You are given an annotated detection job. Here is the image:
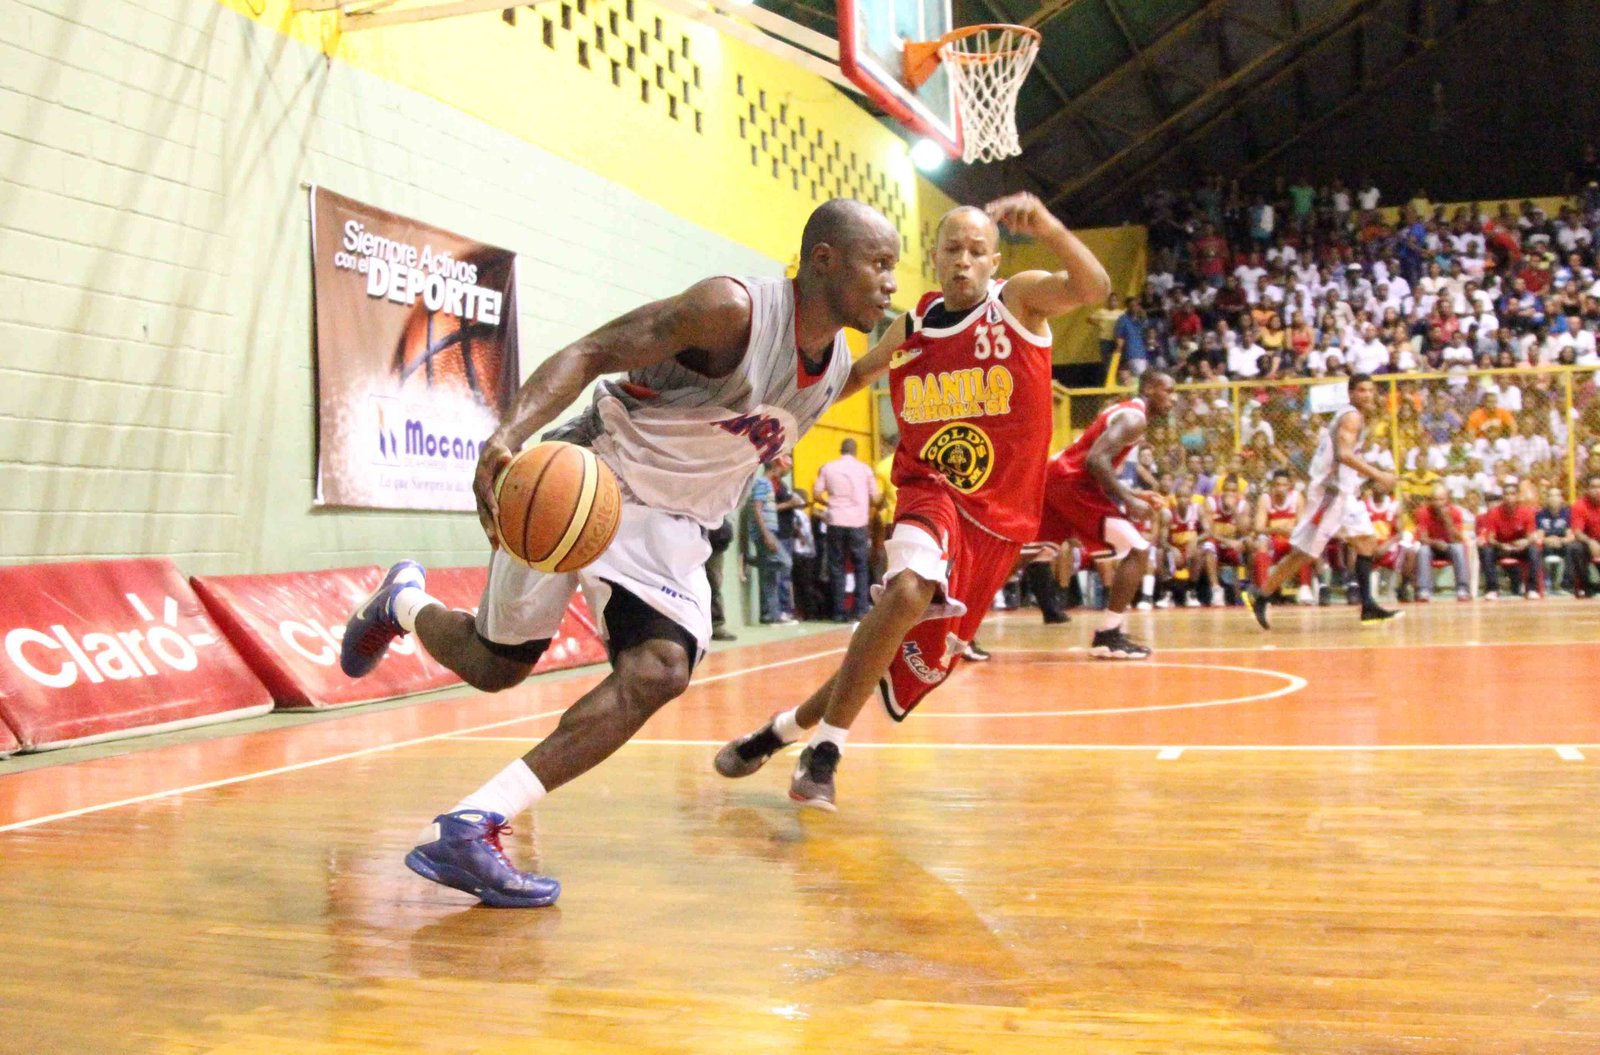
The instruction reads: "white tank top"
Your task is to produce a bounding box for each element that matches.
[548,276,852,528]
[1307,404,1366,499]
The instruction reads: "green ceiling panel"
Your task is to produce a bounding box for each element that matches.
[1112,0,1207,47]
[1050,0,1131,94]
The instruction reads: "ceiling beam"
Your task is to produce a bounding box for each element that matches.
[1212,12,1260,162]
[1281,0,1311,124]
[1234,0,1497,181]
[1021,0,1226,150]
[971,0,1081,120]
[1227,9,1289,42]
[1022,0,1090,33]
[1073,9,1374,212]
[1046,0,1378,209]
[1102,0,1174,122]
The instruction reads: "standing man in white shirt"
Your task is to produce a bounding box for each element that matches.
[813,437,882,622]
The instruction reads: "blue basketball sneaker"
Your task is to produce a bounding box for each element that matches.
[404,810,561,908]
[339,560,425,678]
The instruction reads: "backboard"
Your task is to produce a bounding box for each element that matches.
[838,0,961,159]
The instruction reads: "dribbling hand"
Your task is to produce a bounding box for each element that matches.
[474,436,515,550]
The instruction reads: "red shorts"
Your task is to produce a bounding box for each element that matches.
[1375,547,1401,571]
[1216,541,1245,565]
[880,482,1021,721]
[1037,469,1124,554]
[1264,534,1294,561]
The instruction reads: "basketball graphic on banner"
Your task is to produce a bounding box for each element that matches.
[309,186,521,512]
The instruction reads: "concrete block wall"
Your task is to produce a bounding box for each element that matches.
[0,0,777,574]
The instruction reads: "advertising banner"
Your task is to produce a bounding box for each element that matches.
[311,186,520,510]
[0,560,273,750]
[192,566,608,711]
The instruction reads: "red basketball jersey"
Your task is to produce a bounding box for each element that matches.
[889,282,1054,542]
[1049,397,1147,483]
[1212,491,1246,539]
[1364,494,1398,541]
[1262,494,1298,537]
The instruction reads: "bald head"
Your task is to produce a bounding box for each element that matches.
[934,205,999,251]
[930,205,1002,307]
[800,199,895,261]
[796,199,900,333]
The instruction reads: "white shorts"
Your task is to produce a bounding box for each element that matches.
[871,521,968,622]
[1290,490,1374,557]
[475,501,712,663]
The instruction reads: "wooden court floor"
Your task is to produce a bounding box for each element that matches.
[3,601,1599,1054]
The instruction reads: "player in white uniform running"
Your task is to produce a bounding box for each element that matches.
[337,199,901,907]
[1245,372,1401,628]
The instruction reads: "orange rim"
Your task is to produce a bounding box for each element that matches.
[905,23,1039,89]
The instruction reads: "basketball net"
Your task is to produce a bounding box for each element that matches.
[940,25,1040,164]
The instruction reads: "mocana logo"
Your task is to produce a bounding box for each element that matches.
[4,594,219,690]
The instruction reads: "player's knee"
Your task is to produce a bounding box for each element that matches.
[617,640,692,713]
[461,655,533,694]
[882,570,937,611]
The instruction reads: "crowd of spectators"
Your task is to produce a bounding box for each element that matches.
[1095,161,1600,385]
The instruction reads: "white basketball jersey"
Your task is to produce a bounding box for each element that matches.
[1307,404,1366,499]
[548,276,851,528]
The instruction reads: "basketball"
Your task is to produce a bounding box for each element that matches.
[494,441,622,572]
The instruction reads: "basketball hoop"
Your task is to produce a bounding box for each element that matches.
[904,24,1040,164]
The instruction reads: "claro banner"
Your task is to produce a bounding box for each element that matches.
[192,566,609,710]
[0,560,274,751]
[310,186,520,511]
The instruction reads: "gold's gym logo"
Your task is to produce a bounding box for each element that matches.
[920,423,994,493]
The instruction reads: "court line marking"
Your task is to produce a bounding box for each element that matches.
[917,662,1306,717]
[0,645,848,835]
[1556,746,1585,761]
[451,737,1600,753]
[990,639,1600,656]
[1156,747,1184,760]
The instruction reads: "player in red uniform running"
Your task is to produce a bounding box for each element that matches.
[1036,369,1178,657]
[712,192,1110,809]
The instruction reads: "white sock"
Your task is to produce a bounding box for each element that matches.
[392,587,441,634]
[1142,574,1155,597]
[809,721,850,751]
[1100,610,1126,632]
[772,707,804,743]
[453,759,546,820]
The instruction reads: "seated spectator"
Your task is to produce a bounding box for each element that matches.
[1216,275,1249,325]
[1228,334,1265,378]
[1420,389,1464,444]
[1570,473,1600,598]
[1347,323,1389,374]
[1478,482,1543,599]
[1467,390,1518,437]
[1535,486,1574,594]
[1413,484,1471,601]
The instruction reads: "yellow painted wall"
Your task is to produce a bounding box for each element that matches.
[212,1,1123,494]
[790,330,874,495]
[216,0,938,310]
[1001,225,1148,367]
